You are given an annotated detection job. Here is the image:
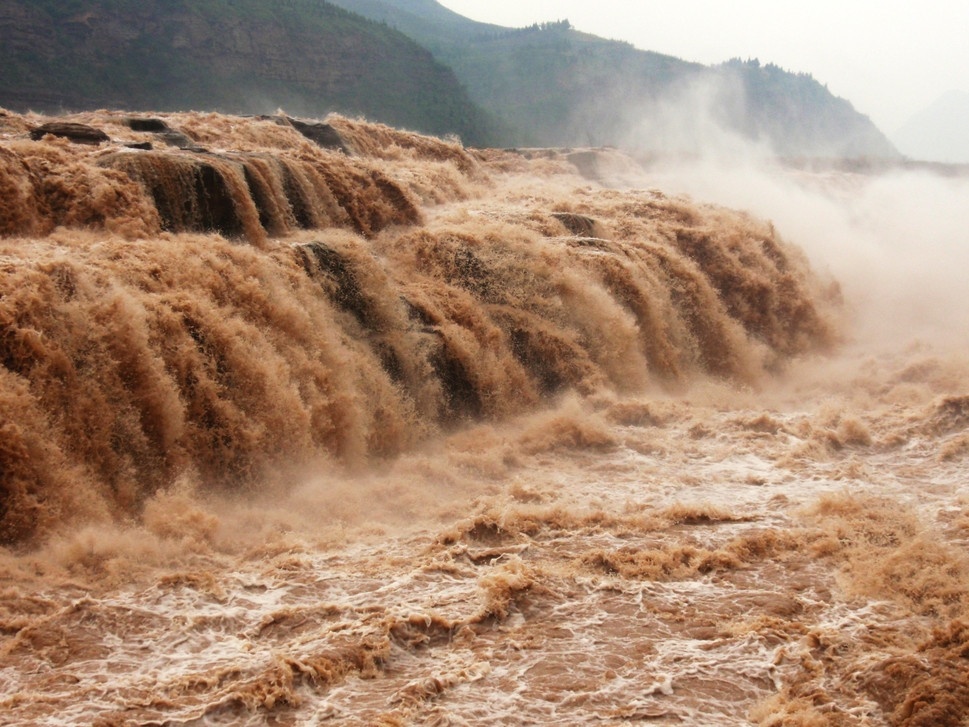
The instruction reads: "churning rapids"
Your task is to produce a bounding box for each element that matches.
[1,109,968,726]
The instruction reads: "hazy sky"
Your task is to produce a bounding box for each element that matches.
[437,1,969,134]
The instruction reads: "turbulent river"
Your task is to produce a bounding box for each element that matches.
[1,109,968,726]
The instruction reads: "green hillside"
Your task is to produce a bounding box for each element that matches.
[715,59,898,157]
[441,24,707,148]
[0,0,900,156]
[330,0,899,157]
[0,0,499,145]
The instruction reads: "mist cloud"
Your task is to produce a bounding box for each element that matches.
[606,90,969,350]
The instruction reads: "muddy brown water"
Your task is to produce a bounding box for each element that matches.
[1,110,967,726]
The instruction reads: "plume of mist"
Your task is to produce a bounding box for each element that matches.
[620,72,774,165]
[609,81,969,351]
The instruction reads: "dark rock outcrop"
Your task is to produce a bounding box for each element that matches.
[284,116,350,154]
[552,212,600,238]
[125,117,170,133]
[124,117,201,150]
[29,122,109,145]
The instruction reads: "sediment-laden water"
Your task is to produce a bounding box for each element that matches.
[1,109,967,726]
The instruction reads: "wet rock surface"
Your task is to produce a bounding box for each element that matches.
[29,122,110,145]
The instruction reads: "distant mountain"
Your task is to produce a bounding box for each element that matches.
[893,90,969,163]
[712,59,898,158]
[0,0,499,145]
[330,0,899,158]
[0,0,899,157]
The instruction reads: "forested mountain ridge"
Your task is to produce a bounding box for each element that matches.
[0,0,898,156]
[330,0,899,157]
